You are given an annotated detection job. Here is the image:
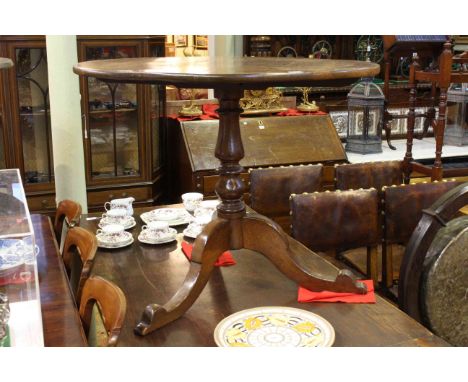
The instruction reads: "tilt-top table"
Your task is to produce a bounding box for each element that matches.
[74,57,380,336]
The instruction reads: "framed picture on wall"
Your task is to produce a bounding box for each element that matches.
[194,35,208,50]
[175,35,188,47]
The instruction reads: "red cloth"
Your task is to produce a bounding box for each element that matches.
[0,264,34,287]
[277,108,327,116]
[169,104,327,122]
[168,113,217,122]
[181,242,236,267]
[298,279,375,304]
[202,103,220,118]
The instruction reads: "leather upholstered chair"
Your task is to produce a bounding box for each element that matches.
[335,160,403,192]
[334,160,403,282]
[290,188,381,284]
[249,164,323,234]
[79,276,127,347]
[382,180,461,289]
[54,199,82,252]
[62,226,98,304]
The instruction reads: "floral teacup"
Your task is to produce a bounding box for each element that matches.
[96,224,126,242]
[181,192,204,212]
[101,208,128,225]
[141,221,175,241]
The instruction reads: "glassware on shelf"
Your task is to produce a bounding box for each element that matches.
[86,46,141,179]
[0,169,43,347]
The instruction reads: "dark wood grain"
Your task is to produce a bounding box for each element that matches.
[73,57,380,88]
[32,214,87,347]
[78,205,448,347]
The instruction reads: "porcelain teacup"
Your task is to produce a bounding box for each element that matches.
[101,208,128,224]
[96,224,126,242]
[104,197,135,216]
[194,199,220,218]
[141,221,173,240]
[181,192,204,212]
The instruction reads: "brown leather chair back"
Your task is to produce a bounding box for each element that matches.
[54,199,82,245]
[335,161,403,191]
[249,164,323,231]
[79,276,127,347]
[291,188,380,252]
[62,226,98,304]
[383,180,461,245]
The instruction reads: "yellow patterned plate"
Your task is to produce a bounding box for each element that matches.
[214,306,335,347]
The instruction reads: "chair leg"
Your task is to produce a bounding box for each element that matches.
[382,243,394,289]
[366,246,379,286]
[403,55,419,184]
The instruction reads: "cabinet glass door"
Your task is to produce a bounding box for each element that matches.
[86,46,140,179]
[15,48,53,184]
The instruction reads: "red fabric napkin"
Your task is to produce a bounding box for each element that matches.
[202,103,220,119]
[181,242,236,267]
[277,108,327,116]
[298,279,375,303]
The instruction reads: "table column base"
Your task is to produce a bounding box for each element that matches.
[134,212,366,336]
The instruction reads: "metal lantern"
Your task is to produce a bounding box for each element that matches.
[346,80,385,154]
[444,82,468,146]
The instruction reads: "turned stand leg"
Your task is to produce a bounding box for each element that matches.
[135,86,366,336]
[383,54,396,150]
[403,55,419,184]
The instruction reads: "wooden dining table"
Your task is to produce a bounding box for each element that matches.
[78,205,448,347]
[32,214,87,346]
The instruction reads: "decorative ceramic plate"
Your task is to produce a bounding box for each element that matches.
[138,228,177,245]
[96,231,134,249]
[140,209,193,226]
[214,306,335,347]
[99,216,136,230]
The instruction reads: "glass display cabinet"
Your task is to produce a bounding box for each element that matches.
[77,36,166,211]
[0,36,55,214]
[0,169,43,347]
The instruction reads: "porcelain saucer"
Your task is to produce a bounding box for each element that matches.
[182,227,199,239]
[138,228,177,245]
[140,209,193,226]
[96,231,134,249]
[99,216,136,230]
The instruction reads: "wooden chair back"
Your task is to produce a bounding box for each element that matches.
[79,276,127,347]
[335,160,403,192]
[249,164,323,233]
[290,188,380,283]
[62,226,97,304]
[54,199,82,247]
[381,180,461,287]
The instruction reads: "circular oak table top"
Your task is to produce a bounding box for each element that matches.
[73,56,380,88]
[0,57,13,70]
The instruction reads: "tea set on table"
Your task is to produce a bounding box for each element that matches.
[95,194,220,249]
